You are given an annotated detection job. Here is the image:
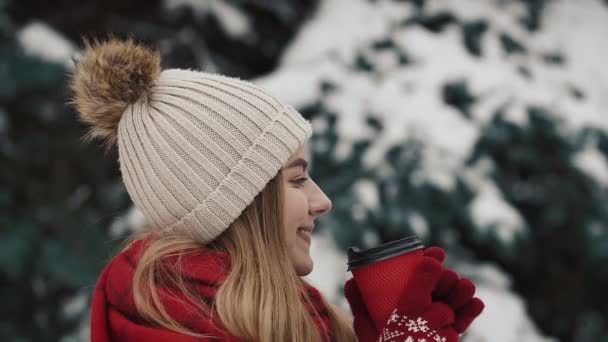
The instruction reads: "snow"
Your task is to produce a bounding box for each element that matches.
[255,59,339,107]
[60,311,90,342]
[62,289,88,319]
[362,230,380,248]
[251,0,608,340]
[462,158,529,247]
[407,211,429,240]
[279,0,393,66]
[259,4,483,189]
[459,263,557,342]
[109,207,146,238]
[573,143,608,187]
[412,147,462,191]
[433,0,608,132]
[537,0,608,129]
[164,0,251,38]
[425,0,527,24]
[306,230,350,306]
[469,182,527,246]
[17,21,78,68]
[353,179,380,211]
[209,1,250,38]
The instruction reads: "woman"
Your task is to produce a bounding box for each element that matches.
[71,39,483,342]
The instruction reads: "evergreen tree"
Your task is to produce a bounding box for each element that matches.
[269,1,608,341]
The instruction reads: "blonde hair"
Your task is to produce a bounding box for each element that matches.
[125,170,356,341]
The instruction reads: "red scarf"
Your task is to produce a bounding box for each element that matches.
[90,239,334,341]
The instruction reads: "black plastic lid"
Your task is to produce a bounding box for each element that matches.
[347,236,423,271]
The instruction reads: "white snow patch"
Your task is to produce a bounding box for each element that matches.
[353,179,380,210]
[62,289,88,319]
[280,0,393,66]
[306,229,349,305]
[407,211,429,240]
[467,285,557,342]
[109,207,146,238]
[573,144,608,187]
[460,263,557,342]
[469,183,526,245]
[535,0,608,130]
[18,21,78,68]
[255,59,341,107]
[164,0,250,38]
[60,311,90,342]
[362,230,380,247]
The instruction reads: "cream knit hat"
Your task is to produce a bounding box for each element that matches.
[70,39,312,243]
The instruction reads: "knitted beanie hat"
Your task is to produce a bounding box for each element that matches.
[70,39,312,243]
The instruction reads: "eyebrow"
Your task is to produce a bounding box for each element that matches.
[285,158,308,172]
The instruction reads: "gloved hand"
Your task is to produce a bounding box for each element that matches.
[424,247,485,333]
[375,255,458,342]
[344,277,379,341]
[345,247,485,342]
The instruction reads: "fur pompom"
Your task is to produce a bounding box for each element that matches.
[70,38,161,148]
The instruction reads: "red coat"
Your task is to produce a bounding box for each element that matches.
[90,239,334,341]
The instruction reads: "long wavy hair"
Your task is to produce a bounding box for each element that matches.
[124,170,356,341]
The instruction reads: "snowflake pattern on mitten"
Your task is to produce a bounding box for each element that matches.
[377,309,447,342]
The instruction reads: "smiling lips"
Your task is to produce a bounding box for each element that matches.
[297,226,313,244]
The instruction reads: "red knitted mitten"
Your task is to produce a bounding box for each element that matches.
[424,247,485,334]
[344,278,379,341]
[345,247,485,342]
[375,256,458,342]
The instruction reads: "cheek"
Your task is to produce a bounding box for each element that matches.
[283,188,309,229]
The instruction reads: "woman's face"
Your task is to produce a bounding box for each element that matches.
[281,144,332,276]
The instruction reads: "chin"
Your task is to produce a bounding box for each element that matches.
[294,259,314,277]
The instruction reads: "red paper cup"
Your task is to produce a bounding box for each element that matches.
[347,236,424,332]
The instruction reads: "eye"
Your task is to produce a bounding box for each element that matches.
[292,177,309,187]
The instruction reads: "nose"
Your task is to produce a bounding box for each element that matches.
[309,181,332,218]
